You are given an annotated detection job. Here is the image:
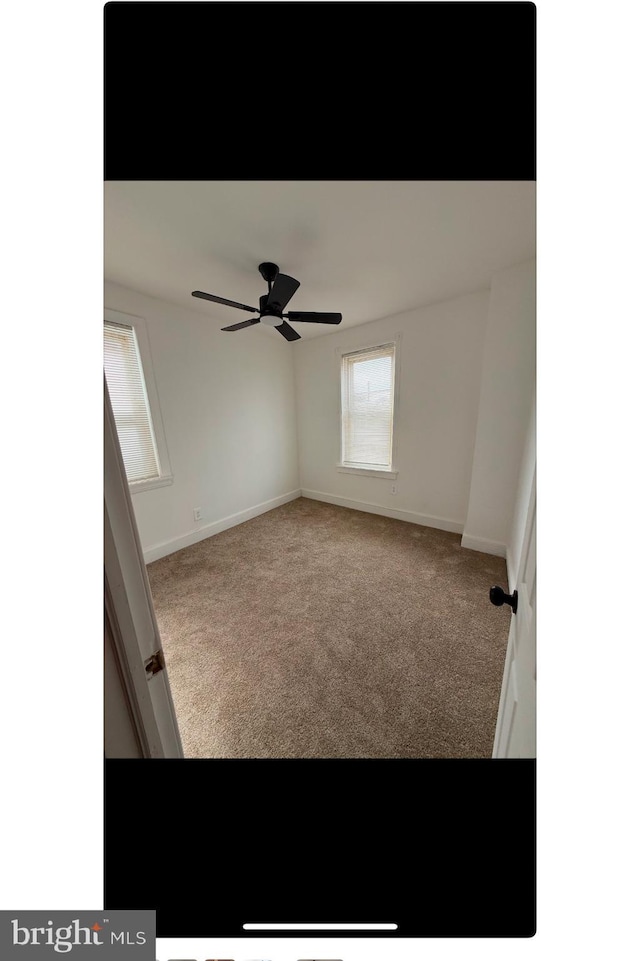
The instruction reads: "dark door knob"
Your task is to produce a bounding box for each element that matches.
[489,585,518,614]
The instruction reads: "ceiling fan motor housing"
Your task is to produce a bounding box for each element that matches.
[258,293,282,325]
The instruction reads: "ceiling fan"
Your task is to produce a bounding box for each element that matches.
[192,262,342,341]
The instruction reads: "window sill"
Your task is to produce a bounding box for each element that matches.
[128,474,174,494]
[336,465,398,479]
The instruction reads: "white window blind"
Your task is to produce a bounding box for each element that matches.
[341,343,396,469]
[104,321,161,483]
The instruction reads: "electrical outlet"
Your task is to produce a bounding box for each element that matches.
[193,507,202,521]
[391,483,398,495]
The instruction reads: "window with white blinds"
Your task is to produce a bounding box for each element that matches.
[104,321,161,483]
[341,343,396,469]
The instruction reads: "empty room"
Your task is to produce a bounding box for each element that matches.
[104,180,536,760]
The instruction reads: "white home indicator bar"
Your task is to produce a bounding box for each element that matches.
[243,923,398,930]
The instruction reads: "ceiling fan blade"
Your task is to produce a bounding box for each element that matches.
[221,318,261,332]
[192,291,259,313]
[284,311,343,324]
[266,273,300,312]
[275,320,301,342]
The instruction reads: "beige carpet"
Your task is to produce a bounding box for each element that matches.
[146,497,510,758]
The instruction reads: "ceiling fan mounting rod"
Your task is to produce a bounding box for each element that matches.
[258,262,279,290]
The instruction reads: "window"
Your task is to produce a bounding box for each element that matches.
[340,342,397,476]
[104,309,172,492]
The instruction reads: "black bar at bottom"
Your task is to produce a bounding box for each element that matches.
[105,758,535,938]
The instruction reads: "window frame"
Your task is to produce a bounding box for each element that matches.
[104,307,173,493]
[336,334,401,478]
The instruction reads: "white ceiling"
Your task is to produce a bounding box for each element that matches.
[104,181,535,340]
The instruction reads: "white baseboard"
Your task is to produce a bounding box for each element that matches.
[461,533,507,558]
[143,489,302,563]
[143,488,507,563]
[300,488,464,534]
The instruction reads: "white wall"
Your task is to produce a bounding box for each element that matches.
[462,259,536,555]
[293,291,490,530]
[104,282,300,560]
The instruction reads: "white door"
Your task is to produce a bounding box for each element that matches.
[104,379,184,758]
[493,460,536,758]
